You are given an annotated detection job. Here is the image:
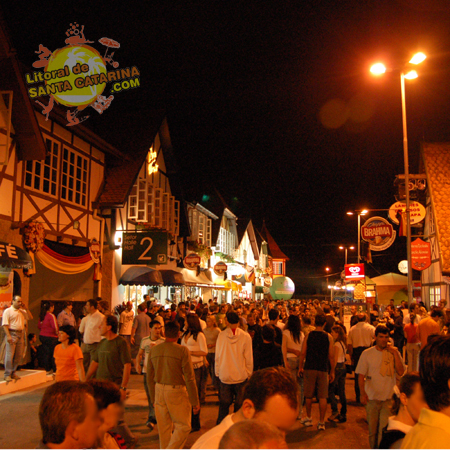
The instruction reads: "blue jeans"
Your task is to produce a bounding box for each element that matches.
[206,353,219,390]
[217,379,247,424]
[329,363,347,416]
[4,330,25,376]
[40,335,58,372]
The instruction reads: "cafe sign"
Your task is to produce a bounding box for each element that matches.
[184,253,201,270]
[388,201,426,225]
[361,216,396,251]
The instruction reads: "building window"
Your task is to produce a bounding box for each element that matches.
[429,286,441,307]
[217,228,235,256]
[61,147,88,206]
[25,137,59,197]
[273,261,283,275]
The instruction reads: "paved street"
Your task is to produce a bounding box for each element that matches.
[0,372,370,449]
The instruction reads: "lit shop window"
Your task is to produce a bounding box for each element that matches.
[25,137,59,197]
[61,147,88,206]
[188,209,211,246]
[217,228,235,256]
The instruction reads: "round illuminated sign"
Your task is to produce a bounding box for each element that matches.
[269,276,295,300]
[183,253,201,270]
[398,260,408,274]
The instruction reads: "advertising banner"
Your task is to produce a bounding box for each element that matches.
[122,232,168,265]
[411,238,431,271]
[345,263,365,280]
[361,216,396,251]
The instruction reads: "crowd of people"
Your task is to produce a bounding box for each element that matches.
[2,294,450,449]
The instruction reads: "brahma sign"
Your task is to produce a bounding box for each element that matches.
[361,216,396,251]
[345,264,365,280]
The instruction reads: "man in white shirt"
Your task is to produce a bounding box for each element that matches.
[192,367,298,449]
[79,299,105,373]
[119,301,134,348]
[136,320,165,430]
[348,313,375,404]
[215,312,253,424]
[356,325,405,449]
[2,296,25,381]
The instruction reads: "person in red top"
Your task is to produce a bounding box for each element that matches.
[418,309,442,348]
[54,325,85,381]
[38,301,59,375]
[404,313,420,372]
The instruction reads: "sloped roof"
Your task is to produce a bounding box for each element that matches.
[236,218,259,260]
[260,222,289,261]
[0,12,46,161]
[422,142,450,274]
[372,272,407,287]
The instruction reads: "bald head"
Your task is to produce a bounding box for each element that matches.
[219,419,287,449]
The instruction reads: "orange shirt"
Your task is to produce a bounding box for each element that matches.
[54,343,83,381]
[418,317,440,347]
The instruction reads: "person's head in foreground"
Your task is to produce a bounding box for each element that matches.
[239,366,299,434]
[420,334,450,412]
[219,419,287,449]
[391,372,427,424]
[88,379,125,448]
[39,381,100,449]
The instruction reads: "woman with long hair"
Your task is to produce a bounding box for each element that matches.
[328,325,348,423]
[282,314,304,417]
[203,315,221,392]
[38,301,59,375]
[54,325,85,382]
[379,373,427,449]
[181,314,208,431]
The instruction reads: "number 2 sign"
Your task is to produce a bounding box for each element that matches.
[122,231,168,265]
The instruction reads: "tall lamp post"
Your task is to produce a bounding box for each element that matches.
[339,245,355,266]
[347,210,368,263]
[370,52,426,305]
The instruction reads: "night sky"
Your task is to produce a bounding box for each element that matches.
[3,1,450,293]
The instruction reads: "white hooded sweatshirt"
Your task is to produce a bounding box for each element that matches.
[215,327,253,384]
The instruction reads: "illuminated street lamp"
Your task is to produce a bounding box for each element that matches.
[370,52,426,305]
[339,245,355,266]
[347,209,368,263]
[325,266,330,290]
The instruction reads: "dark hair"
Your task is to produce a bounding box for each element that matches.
[98,300,110,313]
[63,301,73,309]
[138,303,147,312]
[88,379,121,411]
[150,320,161,329]
[302,316,311,325]
[165,321,180,338]
[391,372,421,415]
[182,314,202,341]
[170,303,176,311]
[106,315,118,334]
[323,305,331,314]
[86,299,98,310]
[431,309,444,318]
[242,366,298,412]
[314,314,326,327]
[268,309,279,321]
[420,335,450,411]
[39,301,54,322]
[286,314,301,344]
[375,324,390,336]
[226,312,239,325]
[59,325,77,345]
[409,303,417,312]
[39,381,94,445]
[261,325,276,342]
[28,332,36,341]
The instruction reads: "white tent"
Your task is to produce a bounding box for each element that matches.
[372,272,408,305]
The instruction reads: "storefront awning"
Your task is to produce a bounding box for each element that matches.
[119,266,163,286]
[177,268,213,287]
[159,270,185,286]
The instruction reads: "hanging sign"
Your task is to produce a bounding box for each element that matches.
[345,263,365,280]
[389,201,426,225]
[245,264,255,283]
[183,253,201,270]
[411,238,431,271]
[122,232,168,265]
[214,261,227,276]
[361,216,396,251]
